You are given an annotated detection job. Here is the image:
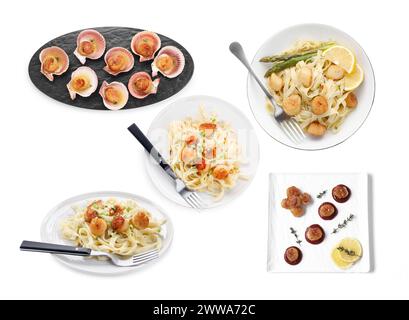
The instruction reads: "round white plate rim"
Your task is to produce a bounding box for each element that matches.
[145,94,260,208]
[247,23,376,151]
[40,190,174,275]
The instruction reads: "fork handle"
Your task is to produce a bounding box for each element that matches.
[20,240,91,256]
[229,42,274,100]
[128,123,177,180]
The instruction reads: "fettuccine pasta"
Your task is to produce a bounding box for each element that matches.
[168,107,245,200]
[61,198,164,256]
[264,41,363,136]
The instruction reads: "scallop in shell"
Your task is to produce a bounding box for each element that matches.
[99,81,129,110]
[103,47,134,76]
[66,66,98,100]
[151,46,185,78]
[74,29,106,64]
[39,46,69,81]
[128,72,160,99]
[131,31,161,62]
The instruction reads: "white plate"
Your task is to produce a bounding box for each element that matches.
[248,24,376,150]
[41,191,174,275]
[268,173,371,273]
[145,95,259,208]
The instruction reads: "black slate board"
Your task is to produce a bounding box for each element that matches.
[28,27,194,110]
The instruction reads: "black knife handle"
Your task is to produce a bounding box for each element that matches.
[128,123,176,179]
[20,240,91,256]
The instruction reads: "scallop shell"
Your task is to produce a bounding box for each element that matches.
[39,46,69,81]
[66,66,98,100]
[74,29,106,64]
[99,81,129,110]
[151,46,185,78]
[103,47,135,76]
[131,31,161,62]
[128,72,160,99]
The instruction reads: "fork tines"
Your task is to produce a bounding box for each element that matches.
[183,191,207,210]
[132,249,160,266]
[280,118,306,144]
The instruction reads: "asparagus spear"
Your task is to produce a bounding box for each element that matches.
[264,52,316,78]
[260,41,336,63]
[260,49,316,63]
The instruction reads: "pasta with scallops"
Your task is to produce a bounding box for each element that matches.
[61,198,164,256]
[261,41,363,137]
[168,107,246,200]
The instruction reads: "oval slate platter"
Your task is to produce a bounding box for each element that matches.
[28,27,194,110]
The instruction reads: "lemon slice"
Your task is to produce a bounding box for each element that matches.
[337,238,362,263]
[331,247,353,269]
[345,64,364,91]
[324,46,356,74]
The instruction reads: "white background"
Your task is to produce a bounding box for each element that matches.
[1,0,408,300]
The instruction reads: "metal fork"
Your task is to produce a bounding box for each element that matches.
[229,41,306,144]
[128,123,207,210]
[20,240,159,267]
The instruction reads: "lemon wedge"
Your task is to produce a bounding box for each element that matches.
[331,247,353,269]
[337,238,362,263]
[345,64,364,91]
[324,46,356,74]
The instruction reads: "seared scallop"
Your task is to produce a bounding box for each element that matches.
[99,81,129,110]
[74,29,106,64]
[332,184,351,203]
[269,73,284,92]
[284,246,303,265]
[306,121,327,137]
[103,47,134,76]
[131,31,161,62]
[346,92,358,108]
[39,46,69,81]
[311,96,329,115]
[326,64,345,80]
[66,66,98,100]
[318,202,338,220]
[305,224,325,245]
[282,94,302,116]
[298,67,313,87]
[152,46,185,78]
[128,71,160,99]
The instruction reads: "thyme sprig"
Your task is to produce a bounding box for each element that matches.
[316,190,327,199]
[337,246,361,257]
[290,227,302,246]
[332,214,355,234]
